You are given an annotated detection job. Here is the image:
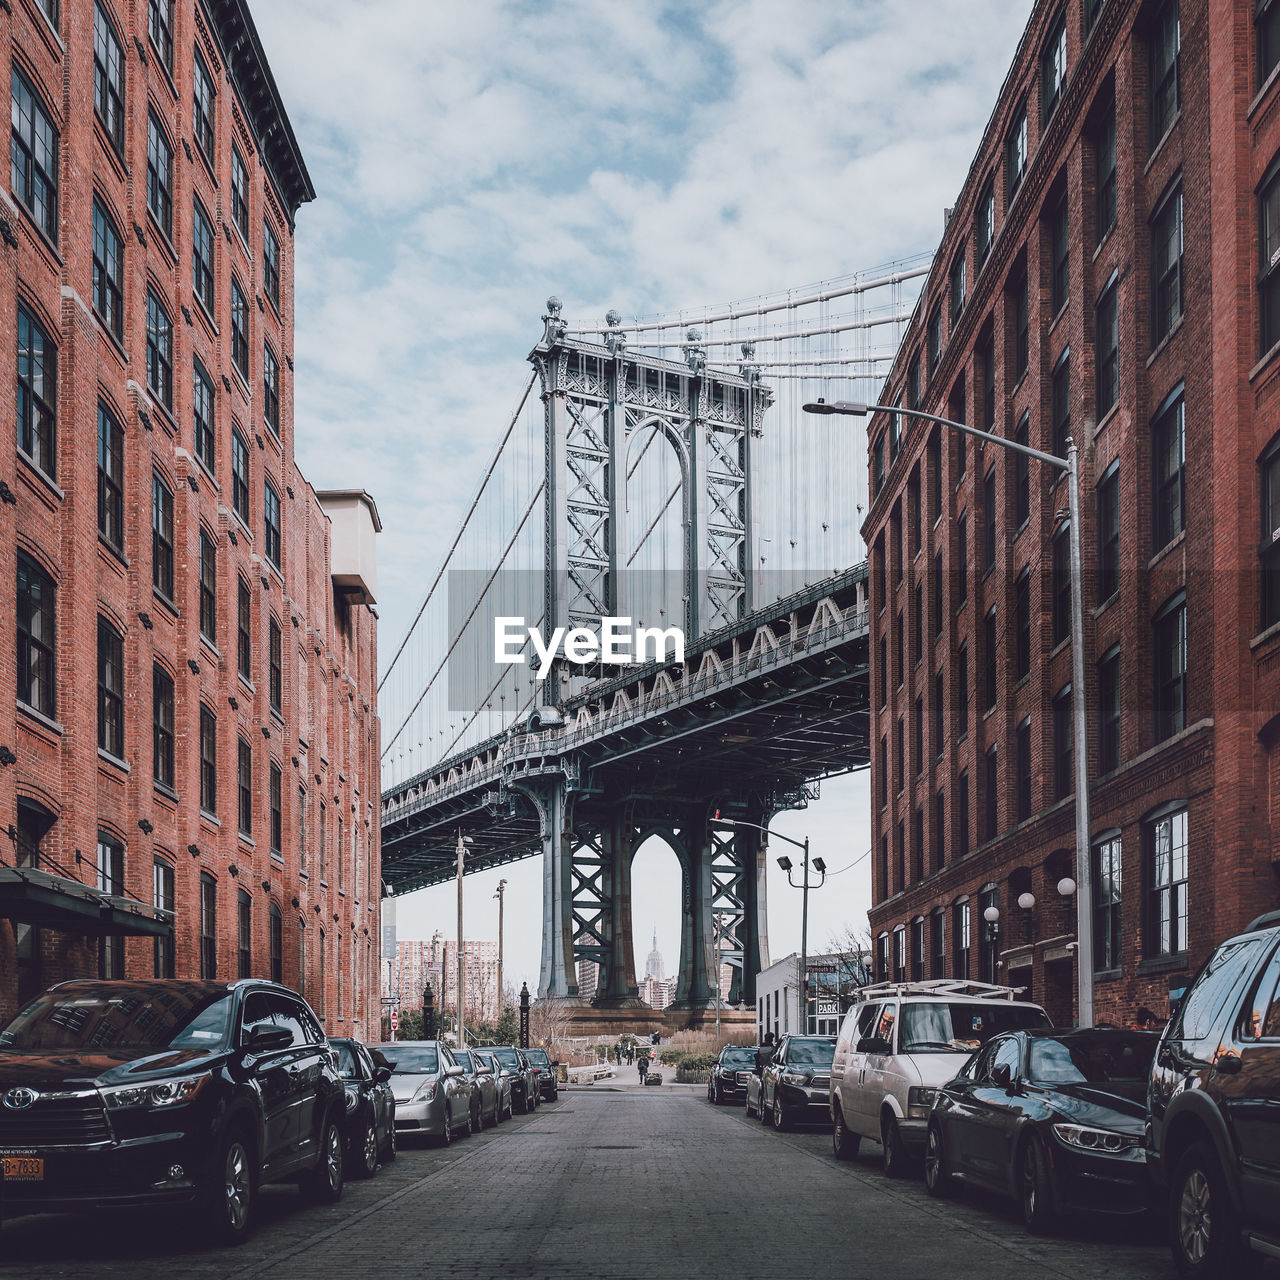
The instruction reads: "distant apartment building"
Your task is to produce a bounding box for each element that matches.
[388,932,500,1024]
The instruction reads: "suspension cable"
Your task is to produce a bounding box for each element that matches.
[624,311,911,351]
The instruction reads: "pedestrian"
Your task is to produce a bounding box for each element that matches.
[637,1053,649,1083]
[626,1043,634,1065]
[755,1029,775,1076]
[614,1043,622,1066]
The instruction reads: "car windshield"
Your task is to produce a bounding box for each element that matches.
[384,1046,439,1074]
[1028,1034,1157,1085]
[898,1002,1049,1054]
[786,1038,835,1065]
[490,1047,520,1069]
[453,1051,475,1072]
[0,984,234,1052]
[526,1049,550,1066]
[722,1047,758,1066]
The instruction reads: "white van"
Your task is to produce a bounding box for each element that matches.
[830,979,1050,1176]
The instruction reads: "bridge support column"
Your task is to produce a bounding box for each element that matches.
[737,798,772,1007]
[513,777,580,1002]
[596,809,642,1006]
[669,809,716,1010]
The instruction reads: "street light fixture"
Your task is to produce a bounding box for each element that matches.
[803,397,1094,1028]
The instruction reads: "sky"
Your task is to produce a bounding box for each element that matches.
[254,0,1033,994]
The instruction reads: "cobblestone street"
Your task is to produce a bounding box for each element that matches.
[0,1078,1188,1280]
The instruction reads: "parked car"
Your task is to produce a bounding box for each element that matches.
[329,1038,396,1178]
[374,1040,473,1145]
[524,1047,559,1101]
[0,978,345,1244]
[831,980,1050,1175]
[924,1027,1157,1232]
[451,1050,500,1129]
[707,1045,760,1105]
[1147,909,1280,1277]
[488,1046,539,1113]
[473,1049,514,1121]
[746,1035,835,1129]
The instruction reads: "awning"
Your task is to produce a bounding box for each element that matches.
[0,866,172,937]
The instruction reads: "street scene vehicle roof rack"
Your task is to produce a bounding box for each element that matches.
[851,979,1027,1001]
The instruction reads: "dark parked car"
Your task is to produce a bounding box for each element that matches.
[924,1028,1157,1233]
[746,1034,835,1130]
[0,979,346,1244]
[707,1045,760,1105]
[524,1047,559,1102]
[473,1049,513,1121]
[489,1046,539,1113]
[329,1038,396,1178]
[1148,910,1280,1277]
[451,1050,500,1129]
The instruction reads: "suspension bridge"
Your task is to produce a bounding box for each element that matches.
[378,258,928,1025]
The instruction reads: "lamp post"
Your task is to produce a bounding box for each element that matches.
[455,829,474,1047]
[803,398,1093,1028]
[494,878,508,1026]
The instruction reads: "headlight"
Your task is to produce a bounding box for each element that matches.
[779,1072,808,1087]
[1052,1123,1142,1154]
[907,1086,937,1120]
[102,1073,209,1110]
[412,1080,437,1102]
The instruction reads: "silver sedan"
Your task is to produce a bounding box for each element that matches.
[452,1049,500,1129]
[374,1041,474,1146]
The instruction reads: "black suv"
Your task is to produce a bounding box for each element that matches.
[0,979,346,1243]
[524,1048,558,1102]
[1148,910,1280,1276]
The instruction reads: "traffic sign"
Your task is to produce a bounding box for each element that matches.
[390,1012,399,1031]
[381,997,398,1005]
[809,964,836,973]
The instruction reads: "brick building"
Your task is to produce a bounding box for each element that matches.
[0,0,382,1037]
[864,0,1280,1026]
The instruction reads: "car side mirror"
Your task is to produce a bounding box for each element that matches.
[1212,1051,1243,1075]
[991,1062,1014,1089]
[247,1024,292,1053]
[448,1065,465,1077]
[856,1036,890,1055]
[374,1066,392,1084]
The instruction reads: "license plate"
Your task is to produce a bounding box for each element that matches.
[2,1155,43,1181]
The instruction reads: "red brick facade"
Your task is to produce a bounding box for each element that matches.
[0,0,381,1037]
[864,0,1280,1027]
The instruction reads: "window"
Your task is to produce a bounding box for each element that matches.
[908,470,921,557]
[238,891,252,979]
[93,3,125,154]
[1016,716,1032,821]
[931,909,946,977]
[982,468,996,571]
[1012,266,1029,384]
[147,111,173,240]
[975,178,995,267]
[200,873,217,978]
[954,899,971,978]
[153,664,174,789]
[913,695,923,776]
[956,768,969,858]
[957,643,969,737]
[17,303,56,478]
[97,402,123,551]
[264,220,281,310]
[199,530,217,643]
[97,618,123,758]
[97,836,124,978]
[1096,278,1118,417]
[269,616,283,712]
[1150,0,1181,145]
[1051,350,1071,458]
[956,510,968,605]
[264,344,280,436]
[298,787,308,873]
[1262,435,1280,629]
[934,670,944,760]
[337,816,344,891]
[1054,684,1073,801]
[1041,9,1068,123]
[1015,567,1031,679]
[1154,593,1187,741]
[950,250,966,326]
[872,434,885,495]
[1152,390,1185,549]
[932,549,943,637]
[149,0,174,71]
[18,552,55,717]
[933,789,945,872]
[231,145,249,240]
[1052,522,1071,646]
[983,606,998,711]
[1086,0,1108,31]
[269,903,283,984]
[879,734,888,808]
[236,578,252,682]
[878,635,887,708]
[895,715,905,792]
[908,354,921,410]
[1152,184,1184,345]
[928,430,941,520]
[1146,805,1188,956]
[1099,645,1121,774]
[231,278,249,379]
[1098,461,1120,602]
[193,359,215,471]
[911,916,925,979]
[152,472,174,599]
[983,746,998,842]
[270,763,283,858]
[927,302,942,376]
[979,332,995,434]
[913,581,923,664]
[893,928,907,984]
[319,800,327,882]
[200,705,217,815]
[193,198,215,315]
[232,428,251,525]
[92,199,124,339]
[193,49,216,164]
[11,68,59,242]
[154,858,174,977]
[1096,101,1117,243]
[979,886,999,983]
[895,610,904,683]
[1262,0,1280,88]
[238,738,252,837]
[1013,413,1030,527]
[1050,188,1069,315]
[889,404,901,462]
[1006,106,1027,202]
[146,290,173,412]
[264,480,282,569]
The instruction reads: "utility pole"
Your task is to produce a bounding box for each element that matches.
[494,878,508,1024]
[456,829,472,1047]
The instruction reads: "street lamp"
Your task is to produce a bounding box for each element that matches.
[804,397,1094,1028]
[456,830,474,1047]
[494,878,508,1025]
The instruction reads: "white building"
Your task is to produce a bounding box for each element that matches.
[755,950,870,1039]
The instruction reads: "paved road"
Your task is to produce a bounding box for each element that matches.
[0,1078,1193,1280]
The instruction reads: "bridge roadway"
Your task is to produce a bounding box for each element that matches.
[1,1078,1173,1280]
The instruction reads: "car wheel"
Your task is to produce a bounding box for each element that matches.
[1021,1134,1056,1234]
[471,1100,481,1133]
[772,1095,789,1131]
[832,1104,860,1162]
[440,1107,454,1146]
[745,1091,754,1117]
[300,1113,345,1205]
[203,1124,255,1245]
[881,1113,909,1179]
[460,1105,473,1138]
[760,1091,771,1124]
[381,1119,397,1163]
[924,1121,954,1197]
[1171,1141,1251,1278]
[351,1115,379,1180]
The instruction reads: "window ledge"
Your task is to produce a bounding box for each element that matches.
[97,316,129,366]
[238,673,257,696]
[1050,635,1071,661]
[98,748,130,774]
[1047,301,1069,337]
[18,451,64,501]
[200,635,223,663]
[1093,967,1123,983]
[1250,62,1280,120]
[1092,591,1119,619]
[153,589,179,620]
[238,833,256,848]
[152,401,178,435]
[1144,111,1182,176]
[1137,952,1188,977]
[194,295,220,339]
[1250,618,1280,652]
[1248,338,1280,385]
[18,700,64,736]
[270,706,285,726]
[200,810,222,828]
[98,535,128,569]
[147,212,178,265]
[154,780,179,805]
[1148,528,1186,571]
[14,194,64,265]
[1146,315,1184,369]
[1092,223,1116,263]
[1010,371,1028,399]
[270,851,284,864]
[195,454,222,494]
[1092,402,1120,440]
